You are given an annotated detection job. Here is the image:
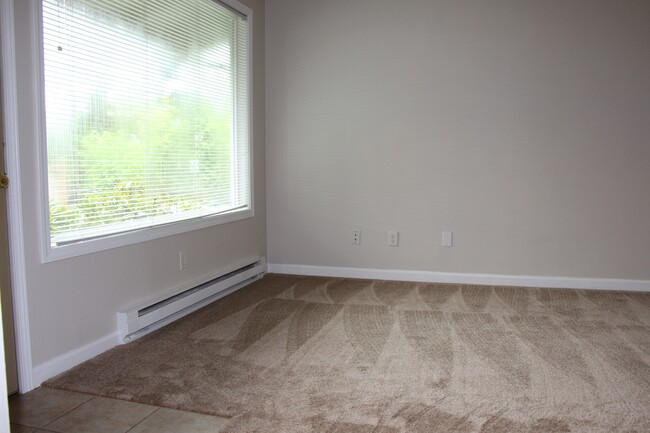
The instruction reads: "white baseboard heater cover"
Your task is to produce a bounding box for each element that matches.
[118,258,266,342]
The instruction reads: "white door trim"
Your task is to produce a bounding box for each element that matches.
[1,0,35,392]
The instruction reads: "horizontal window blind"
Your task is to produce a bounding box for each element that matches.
[42,0,250,246]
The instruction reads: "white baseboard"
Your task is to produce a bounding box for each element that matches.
[267,263,650,292]
[30,260,268,389]
[32,332,121,387]
[29,263,648,387]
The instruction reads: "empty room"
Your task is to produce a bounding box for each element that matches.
[1,0,649,432]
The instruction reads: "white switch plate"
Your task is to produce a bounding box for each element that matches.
[441,231,453,247]
[388,231,399,246]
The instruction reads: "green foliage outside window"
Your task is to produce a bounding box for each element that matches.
[49,94,232,235]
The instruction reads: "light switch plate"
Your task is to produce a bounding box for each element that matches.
[442,231,453,247]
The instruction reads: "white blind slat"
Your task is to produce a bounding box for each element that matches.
[43,0,249,246]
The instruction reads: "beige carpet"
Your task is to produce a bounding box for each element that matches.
[45,274,650,432]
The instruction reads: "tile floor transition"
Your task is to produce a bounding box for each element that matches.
[8,387,229,433]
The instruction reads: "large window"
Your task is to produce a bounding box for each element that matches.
[40,0,251,259]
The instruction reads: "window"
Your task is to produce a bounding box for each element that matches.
[40,0,252,260]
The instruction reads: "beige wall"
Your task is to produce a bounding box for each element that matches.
[12,0,266,366]
[266,0,650,279]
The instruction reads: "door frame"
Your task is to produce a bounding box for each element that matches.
[0,0,35,392]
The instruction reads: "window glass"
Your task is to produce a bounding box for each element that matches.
[42,0,250,248]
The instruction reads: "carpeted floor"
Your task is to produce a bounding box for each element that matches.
[45,274,650,432]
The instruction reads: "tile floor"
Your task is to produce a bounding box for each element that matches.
[8,387,229,433]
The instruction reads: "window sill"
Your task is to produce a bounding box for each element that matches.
[41,206,254,263]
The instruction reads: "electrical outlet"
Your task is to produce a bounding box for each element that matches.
[441,231,453,247]
[388,231,399,246]
[179,251,187,270]
[352,229,361,245]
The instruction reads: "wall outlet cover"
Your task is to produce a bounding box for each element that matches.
[352,229,361,245]
[388,231,399,246]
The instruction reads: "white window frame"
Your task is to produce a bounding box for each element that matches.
[34,0,255,263]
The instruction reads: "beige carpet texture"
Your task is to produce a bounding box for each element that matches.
[45,274,650,432]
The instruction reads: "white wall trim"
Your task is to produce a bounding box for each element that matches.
[32,332,121,387]
[32,258,266,385]
[267,263,650,292]
[1,0,35,392]
[0,300,10,432]
[25,262,650,386]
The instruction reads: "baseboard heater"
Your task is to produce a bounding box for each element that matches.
[118,257,266,342]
